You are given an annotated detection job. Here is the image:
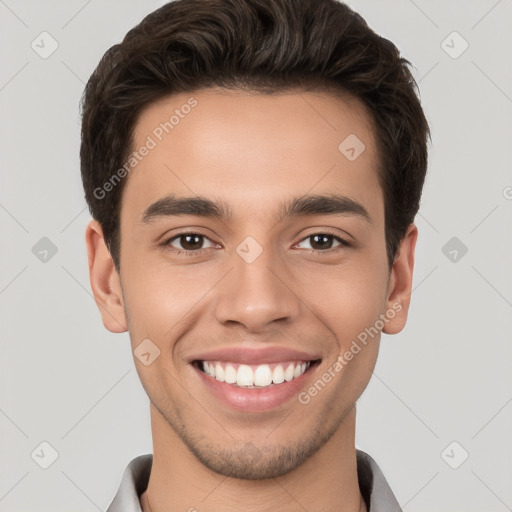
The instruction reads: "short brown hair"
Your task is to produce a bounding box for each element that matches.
[80,0,430,271]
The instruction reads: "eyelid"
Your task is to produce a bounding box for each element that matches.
[297,226,354,242]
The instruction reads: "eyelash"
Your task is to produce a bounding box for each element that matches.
[161,232,351,256]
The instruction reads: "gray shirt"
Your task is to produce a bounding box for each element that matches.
[106,449,402,512]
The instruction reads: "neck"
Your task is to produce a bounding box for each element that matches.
[141,404,364,512]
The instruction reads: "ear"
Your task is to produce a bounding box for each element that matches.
[85,220,128,333]
[382,223,418,335]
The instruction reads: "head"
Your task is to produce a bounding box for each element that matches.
[82,0,429,480]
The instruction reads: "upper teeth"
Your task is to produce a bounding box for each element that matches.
[201,361,310,388]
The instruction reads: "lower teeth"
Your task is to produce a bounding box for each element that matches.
[237,383,275,389]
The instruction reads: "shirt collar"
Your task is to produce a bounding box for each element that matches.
[106,449,402,512]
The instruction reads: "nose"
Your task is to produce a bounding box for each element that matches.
[213,244,302,332]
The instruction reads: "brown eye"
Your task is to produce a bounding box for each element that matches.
[296,233,349,252]
[165,233,215,253]
[310,234,335,250]
[178,234,203,250]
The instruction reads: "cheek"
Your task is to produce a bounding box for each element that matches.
[121,254,217,345]
[293,259,388,342]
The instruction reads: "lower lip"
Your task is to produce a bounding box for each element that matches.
[193,363,318,413]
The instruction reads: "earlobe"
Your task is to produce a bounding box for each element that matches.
[382,223,418,335]
[85,220,128,333]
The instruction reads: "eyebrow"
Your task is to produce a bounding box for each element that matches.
[141,193,371,224]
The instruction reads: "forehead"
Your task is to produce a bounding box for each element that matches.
[123,87,383,224]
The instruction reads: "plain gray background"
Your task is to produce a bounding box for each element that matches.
[1,0,511,510]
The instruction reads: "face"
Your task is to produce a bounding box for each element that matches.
[87,87,416,480]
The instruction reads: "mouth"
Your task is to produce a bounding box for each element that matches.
[191,357,321,412]
[193,359,320,389]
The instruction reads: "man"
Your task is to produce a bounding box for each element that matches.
[80,0,429,510]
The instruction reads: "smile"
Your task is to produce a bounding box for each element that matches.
[197,360,312,388]
[189,347,321,412]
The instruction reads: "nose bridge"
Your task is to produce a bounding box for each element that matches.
[214,237,300,331]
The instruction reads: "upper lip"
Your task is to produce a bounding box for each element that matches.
[188,347,321,365]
